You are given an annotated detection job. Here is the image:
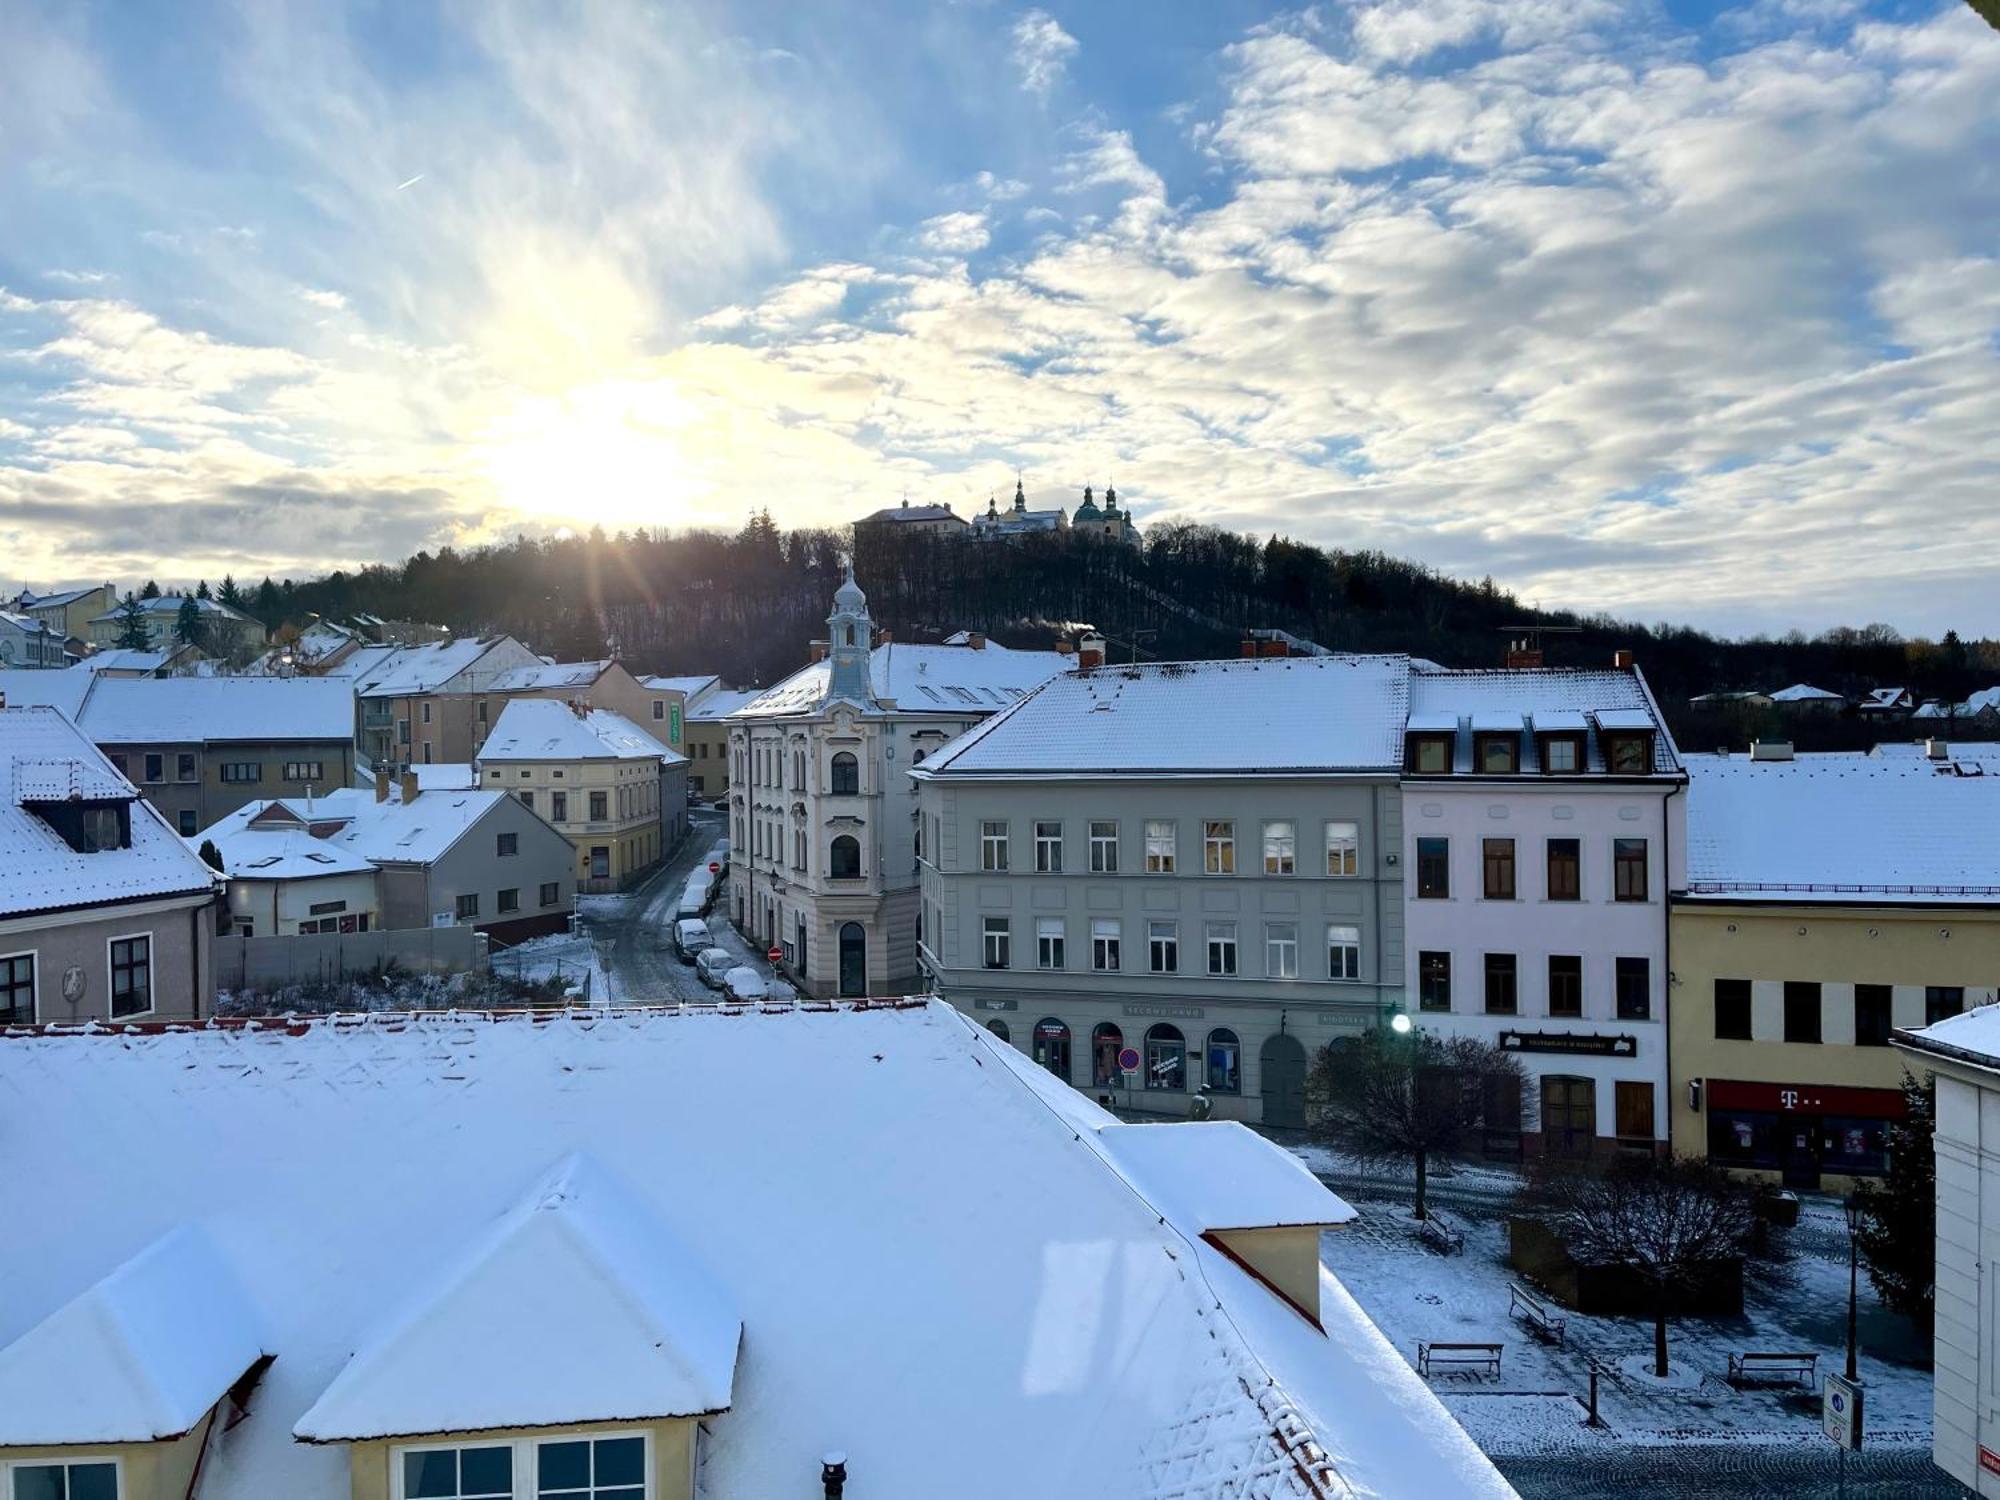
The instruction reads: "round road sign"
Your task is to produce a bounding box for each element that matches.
[767,947,783,964]
[1117,1046,1141,1073]
[708,861,721,874]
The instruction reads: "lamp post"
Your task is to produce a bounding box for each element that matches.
[1842,1194,1861,1382]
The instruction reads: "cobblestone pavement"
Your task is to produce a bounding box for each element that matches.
[1498,1445,1965,1497]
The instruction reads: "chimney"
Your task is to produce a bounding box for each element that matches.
[1613,649,1636,671]
[875,629,892,646]
[966,632,985,651]
[1259,638,1286,658]
[1078,634,1106,672]
[809,640,830,664]
[822,1453,847,1500]
[1926,738,1949,761]
[1240,636,1259,660]
[1749,740,1794,762]
[400,770,419,802]
[374,773,390,804]
[1504,639,1544,669]
[1054,640,1074,656]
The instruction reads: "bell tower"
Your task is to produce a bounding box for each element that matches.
[825,563,875,706]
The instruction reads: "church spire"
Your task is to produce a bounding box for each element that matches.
[1013,476,1027,513]
[825,562,875,706]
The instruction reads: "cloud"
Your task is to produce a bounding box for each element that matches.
[300,289,348,311]
[916,211,992,254]
[1012,9,1080,97]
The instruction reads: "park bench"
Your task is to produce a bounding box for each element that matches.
[1417,1212,1464,1255]
[1507,1282,1567,1348]
[1728,1351,1818,1388]
[1417,1341,1502,1380]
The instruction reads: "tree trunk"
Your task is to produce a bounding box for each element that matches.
[1414,1148,1428,1221]
[1653,1284,1670,1378]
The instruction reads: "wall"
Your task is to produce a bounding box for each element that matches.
[477,756,664,894]
[0,1410,213,1500]
[0,896,213,1023]
[214,924,484,991]
[684,718,730,797]
[1930,1066,1987,1493]
[222,869,380,937]
[345,1419,695,1500]
[108,738,357,835]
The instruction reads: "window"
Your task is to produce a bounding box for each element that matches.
[539,882,560,907]
[982,917,1011,969]
[1144,820,1175,873]
[986,1018,1011,1042]
[1483,953,1517,1015]
[1205,1028,1241,1092]
[830,752,859,795]
[589,791,608,822]
[455,893,480,921]
[829,835,861,878]
[1418,950,1451,1012]
[1615,956,1650,1020]
[143,752,163,783]
[178,809,197,835]
[1033,1018,1072,1081]
[478,699,490,724]
[421,702,433,724]
[1615,1081,1655,1145]
[1613,838,1648,902]
[1856,984,1893,1046]
[422,743,433,764]
[7,1461,119,1500]
[517,790,534,812]
[1206,922,1237,976]
[108,753,127,775]
[1715,978,1753,1039]
[1416,837,1450,898]
[1203,819,1236,875]
[1089,820,1118,872]
[534,1433,646,1498]
[398,1443,511,1499]
[398,719,410,746]
[1091,919,1121,972]
[1409,736,1451,773]
[652,700,664,720]
[1262,820,1296,876]
[1148,920,1178,974]
[220,762,262,783]
[590,847,610,880]
[176,752,196,782]
[1264,921,1298,979]
[285,761,326,781]
[1482,837,1516,900]
[1144,1023,1186,1091]
[1036,917,1065,969]
[1476,734,1518,773]
[109,935,150,1018]
[0,952,34,1024]
[1928,986,1966,1025]
[1604,733,1652,774]
[1784,981,1822,1043]
[497,832,518,857]
[1325,821,1358,876]
[1541,838,1580,901]
[981,821,1009,871]
[1035,820,1063,873]
[1327,924,1359,980]
[1548,955,1582,1017]
[1092,1022,1125,1087]
[1541,735,1582,774]
[551,792,567,822]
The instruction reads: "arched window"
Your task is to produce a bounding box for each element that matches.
[792,750,805,789]
[830,752,859,795]
[829,835,861,878]
[838,922,866,998]
[986,1018,1011,1042]
[1033,1018,1072,1082]
[1091,1022,1125,1088]
[843,623,856,646]
[1144,1024,1187,1092]
[1205,1028,1242,1093]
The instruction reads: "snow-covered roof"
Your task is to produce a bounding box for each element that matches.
[308,641,400,682]
[0,667,97,720]
[736,640,1073,720]
[199,786,513,867]
[478,699,681,764]
[1870,741,2000,767]
[1,707,220,920]
[77,675,355,745]
[0,1224,264,1445]
[75,646,177,674]
[202,825,375,880]
[920,656,1411,777]
[482,659,614,693]
[20,585,106,610]
[1405,667,1681,776]
[352,637,529,698]
[1897,1004,2000,1071]
[296,1153,739,1441]
[859,502,962,524]
[1966,688,2000,715]
[0,1004,1510,1500]
[1091,1122,1357,1232]
[88,594,256,625]
[410,762,478,790]
[687,688,762,722]
[1685,755,2000,903]
[641,673,720,699]
[1860,687,1913,711]
[1769,683,1843,703]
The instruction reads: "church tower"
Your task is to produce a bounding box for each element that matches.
[825,563,875,706]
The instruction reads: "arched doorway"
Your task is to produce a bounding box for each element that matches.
[1259,1032,1308,1129]
[1144,1024,1187,1092]
[838,922,866,998]
[1091,1022,1124,1088]
[985,1018,1011,1043]
[1204,1028,1242,1093]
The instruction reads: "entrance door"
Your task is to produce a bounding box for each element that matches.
[1781,1116,1821,1191]
[1259,1032,1308,1129]
[838,922,866,998]
[1541,1075,1596,1158]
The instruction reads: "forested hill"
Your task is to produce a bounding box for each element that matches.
[246,515,1993,751]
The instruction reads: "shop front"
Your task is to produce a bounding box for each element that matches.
[1702,1078,1906,1189]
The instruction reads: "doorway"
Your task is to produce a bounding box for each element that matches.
[1259,1032,1308,1129]
[838,922,866,998]
[1541,1075,1597,1158]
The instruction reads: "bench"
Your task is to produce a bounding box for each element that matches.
[1728,1351,1818,1388]
[1508,1283,1567,1348]
[1417,1341,1502,1380]
[1417,1212,1464,1255]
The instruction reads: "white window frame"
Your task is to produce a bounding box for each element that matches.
[1264,921,1299,980]
[982,916,1011,969]
[981,820,1009,872]
[1148,919,1178,974]
[388,1429,655,1500]
[1089,819,1119,872]
[1325,820,1359,877]
[1205,921,1237,977]
[1091,918,1121,972]
[3,1455,126,1500]
[1262,820,1296,876]
[1036,917,1065,970]
[1327,923,1360,980]
[0,948,39,1025]
[106,930,153,1020]
[1144,820,1176,874]
[1034,820,1063,874]
[1203,819,1235,875]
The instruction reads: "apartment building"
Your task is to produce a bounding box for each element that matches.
[351,635,542,768]
[1672,750,2000,1191]
[727,571,1073,997]
[1,706,219,1024]
[1400,662,1686,1154]
[0,611,64,669]
[682,685,760,799]
[85,593,267,657]
[477,699,687,893]
[12,583,116,647]
[913,654,1410,1125]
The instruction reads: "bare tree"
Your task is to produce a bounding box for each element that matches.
[1531,1156,1758,1377]
[1308,1027,1529,1220]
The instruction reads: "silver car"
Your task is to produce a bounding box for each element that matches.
[695,947,736,989]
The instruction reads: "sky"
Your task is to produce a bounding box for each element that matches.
[1,0,1995,637]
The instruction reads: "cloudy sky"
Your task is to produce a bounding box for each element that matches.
[2,0,1995,635]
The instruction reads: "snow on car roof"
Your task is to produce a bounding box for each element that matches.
[0,1003,1509,1500]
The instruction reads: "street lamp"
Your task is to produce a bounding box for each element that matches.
[1390,1012,1413,1035]
[1842,1194,1862,1382]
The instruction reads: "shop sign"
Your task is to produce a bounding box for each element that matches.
[1705,1080,1908,1119]
[1497,1030,1636,1057]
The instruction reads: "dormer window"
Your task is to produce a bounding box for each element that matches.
[3,1457,120,1499]
[28,798,131,853]
[1539,734,1584,775]
[393,1432,651,1499]
[1603,733,1652,774]
[1407,736,1452,774]
[1473,734,1518,774]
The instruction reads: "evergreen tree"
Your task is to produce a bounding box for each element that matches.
[197,839,225,871]
[112,594,151,650]
[139,579,161,599]
[1851,1071,1936,1326]
[217,574,244,609]
[173,596,205,649]
[196,578,212,600]
[254,577,281,623]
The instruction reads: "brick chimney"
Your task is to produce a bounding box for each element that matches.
[374,772,390,804]
[1613,649,1636,670]
[809,640,830,664]
[1054,640,1075,656]
[1078,634,1106,672]
[1504,639,1544,668]
[399,770,419,803]
[1240,636,1259,659]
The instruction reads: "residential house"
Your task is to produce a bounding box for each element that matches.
[1671,750,2000,1190]
[913,652,1409,1126]
[1892,1007,2000,1496]
[75,644,203,677]
[86,594,268,657]
[1768,682,1845,712]
[0,1001,1515,1500]
[1066,482,1143,546]
[1,706,219,1024]
[1400,661,1685,1155]
[199,778,576,941]
[970,478,1069,538]
[1687,689,1773,709]
[1960,687,2000,727]
[682,686,761,799]
[0,611,64,669]
[484,660,681,752]
[853,498,971,536]
[640,673,723,753]
[1858,686,1916,720]
[728,570,1074,998]
[477,699,687,893]
[350,635,542,769]
[13,583,117,650]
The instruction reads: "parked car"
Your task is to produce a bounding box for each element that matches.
[672,918,712,962]
[765,978,799,1005]
[722,966,771,1003]
[695,947,736,989]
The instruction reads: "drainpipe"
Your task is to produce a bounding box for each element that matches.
[821,1452,847,1499]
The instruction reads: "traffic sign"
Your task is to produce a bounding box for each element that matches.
[1823,1372,1863,1451]
[767,947,783,964]
[1117,1046,1141,1073]
[708,861,721,874]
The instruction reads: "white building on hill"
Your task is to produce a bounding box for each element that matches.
[0,1000,1515,1499]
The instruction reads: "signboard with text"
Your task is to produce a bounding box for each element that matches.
[1497,1030,1637,1058]
[1823,1372,1863,1451]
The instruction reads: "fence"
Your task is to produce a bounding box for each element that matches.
[216,925,487,992]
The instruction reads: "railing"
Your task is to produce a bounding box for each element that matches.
[1685,881,2000,897]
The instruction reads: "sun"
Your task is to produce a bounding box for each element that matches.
[475,378,708,528]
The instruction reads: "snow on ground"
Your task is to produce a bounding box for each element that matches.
[1290,1146,1935,1459]
[492,928,612,1004]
